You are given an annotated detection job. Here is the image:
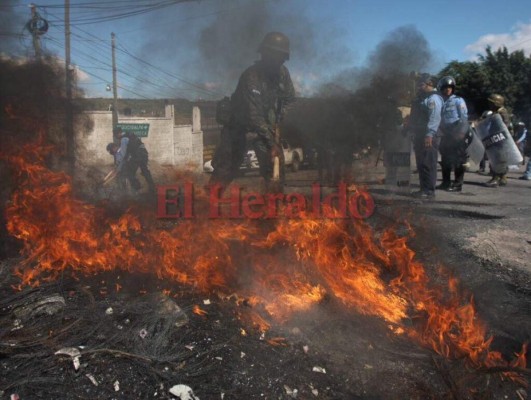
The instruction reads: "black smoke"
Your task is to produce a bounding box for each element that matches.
[282,25,435,182]
[138,0,355,99]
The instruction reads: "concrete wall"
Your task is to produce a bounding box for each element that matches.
[77,105,203,171]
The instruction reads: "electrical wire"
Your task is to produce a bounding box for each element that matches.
[34,4,228,99]
[38,0,200,26]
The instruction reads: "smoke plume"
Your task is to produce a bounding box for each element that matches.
[138,0,355,99]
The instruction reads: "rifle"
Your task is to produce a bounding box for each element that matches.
[270,100,283,191]
[272,125,280,181]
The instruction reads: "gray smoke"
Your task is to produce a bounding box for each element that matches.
[319,25,435,96]
[368,25,432,79]
[138,0,356,99]
[0,0,26,54]
[283,25,437,165]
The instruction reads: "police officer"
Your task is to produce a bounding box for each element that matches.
[407,74,443,199]
[113,127,156,194]
[485,93,511,187]
[209,32,296,192]
[437,76,469,192]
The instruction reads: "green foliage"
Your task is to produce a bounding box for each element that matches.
[438,46,531,123]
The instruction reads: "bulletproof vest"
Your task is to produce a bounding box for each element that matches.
[230,62,294,130]
[123,132,143,157]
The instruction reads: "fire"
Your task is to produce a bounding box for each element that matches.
[193,305,208,317]
[2,137,527,376]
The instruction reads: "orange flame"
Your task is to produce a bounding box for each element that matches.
[2,138,527,376]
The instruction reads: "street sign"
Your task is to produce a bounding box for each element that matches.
[117,123,150,137]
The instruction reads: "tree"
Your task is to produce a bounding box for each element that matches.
[438,46,531,124]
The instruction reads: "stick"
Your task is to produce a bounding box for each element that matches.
[102,169,118,186]
[272,157,280,181]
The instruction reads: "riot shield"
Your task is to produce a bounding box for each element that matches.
[383,128,411,191]
[465,126,485,165]
[476,114,523,174]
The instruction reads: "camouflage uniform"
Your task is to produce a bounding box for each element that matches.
[211,60,295,188]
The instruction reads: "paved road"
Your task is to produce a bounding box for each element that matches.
[242,159,531,279]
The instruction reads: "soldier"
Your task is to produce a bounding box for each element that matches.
[437,76,469,192]
[209,32,296,192]
[484,93,511,187]
[407,74,443,199]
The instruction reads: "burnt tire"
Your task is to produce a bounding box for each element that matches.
[291,153,300,172]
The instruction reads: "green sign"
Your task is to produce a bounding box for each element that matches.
[117,123,150,137]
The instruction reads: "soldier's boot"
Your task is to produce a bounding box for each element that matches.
[484,176,500,188]
[499,175,508,186]
[436,182,452,190]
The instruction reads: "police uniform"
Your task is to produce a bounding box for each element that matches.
[210,60,295,188]
[439,94,468,190]
[409,89,443,196]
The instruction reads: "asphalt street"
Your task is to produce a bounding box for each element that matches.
[273,158,531,280]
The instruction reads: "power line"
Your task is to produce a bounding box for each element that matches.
[38,0,200,26]
[116,42,223,97]
[40,7,225,99]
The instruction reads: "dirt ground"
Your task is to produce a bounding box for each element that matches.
[1,157,529,400]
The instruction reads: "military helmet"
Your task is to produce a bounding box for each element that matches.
[437,76,456,91]
[258,32,290,59]
[488,93,505,107]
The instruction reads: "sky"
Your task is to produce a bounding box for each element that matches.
[1,0,531,100]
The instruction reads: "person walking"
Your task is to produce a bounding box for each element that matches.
[113,127,156,195]
[437,76,469,192]
[406,74,443,199]
[209,32,296,193]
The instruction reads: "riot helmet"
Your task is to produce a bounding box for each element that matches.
[258,32,290,60]
[487,93,505,108]
[437,76,456,91]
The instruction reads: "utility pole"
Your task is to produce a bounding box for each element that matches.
[29,4,42,59]
[111,32,118,130]
[65,0,75,174]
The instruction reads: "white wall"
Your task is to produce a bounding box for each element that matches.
[76,106,203,172]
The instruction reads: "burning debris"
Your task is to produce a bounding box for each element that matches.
[0,131,528,398]
[0,58,528,399]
